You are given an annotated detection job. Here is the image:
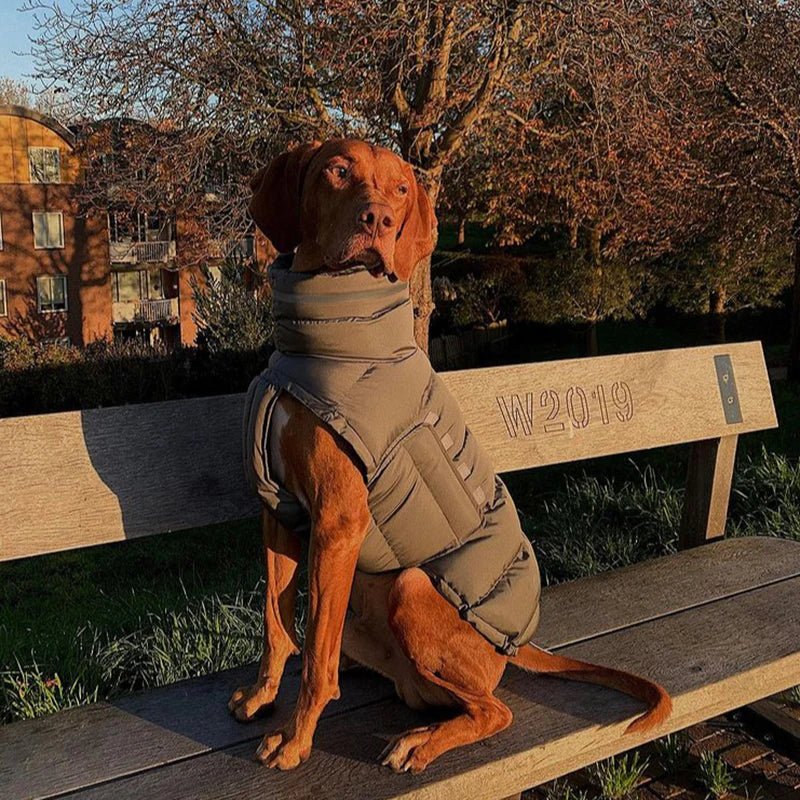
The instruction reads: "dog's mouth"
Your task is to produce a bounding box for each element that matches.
[332,245,396,280]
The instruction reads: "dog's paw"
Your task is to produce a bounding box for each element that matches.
[227,683,277,722]
[380,726,436,774]
[255,730,311,770]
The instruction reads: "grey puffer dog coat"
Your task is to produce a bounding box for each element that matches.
[244,255,541,654]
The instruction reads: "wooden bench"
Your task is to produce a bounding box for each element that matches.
[2,341,798,800]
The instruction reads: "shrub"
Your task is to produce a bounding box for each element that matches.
[0,336,272,417]
[191,261,273,355]
[432,259,526,330]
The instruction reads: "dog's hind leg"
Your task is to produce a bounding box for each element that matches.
[382,568,513,773]
[229,511,301,721]
[342,571,454,710]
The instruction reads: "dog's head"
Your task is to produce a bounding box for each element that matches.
[249,139,436,281]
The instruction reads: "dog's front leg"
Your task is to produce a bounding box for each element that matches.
[229,511,301,721]
[256,495,369,769]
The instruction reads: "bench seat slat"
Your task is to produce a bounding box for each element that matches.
[3,536,798,800]
[53,572,800,800]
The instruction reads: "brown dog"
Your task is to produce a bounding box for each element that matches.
[228,139,672,773]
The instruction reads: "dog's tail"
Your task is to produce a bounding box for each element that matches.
[510,644,672,735]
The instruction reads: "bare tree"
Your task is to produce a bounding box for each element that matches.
[0,76,75,120]
[696,0,800,379]
[26,0,560,349]
[482,1,710,353]
[0,77,31,107]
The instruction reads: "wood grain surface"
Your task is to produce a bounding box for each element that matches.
[0,394,260,561]
[679,435,739,548]
[3,537,798,800]
[0,343,777,561]
[46,575,800,800]
[441,341,776,474]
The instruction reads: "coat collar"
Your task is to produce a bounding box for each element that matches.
[269,254,417,362]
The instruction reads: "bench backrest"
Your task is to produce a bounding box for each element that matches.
[0,342,777,562]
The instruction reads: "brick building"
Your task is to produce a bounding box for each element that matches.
[0,105,112,345]
[0,105,270,349]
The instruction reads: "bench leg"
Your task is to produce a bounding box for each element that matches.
[679,434,738,550]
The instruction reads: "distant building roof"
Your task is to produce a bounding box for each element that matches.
[0,104,76,147]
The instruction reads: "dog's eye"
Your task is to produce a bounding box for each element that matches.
[398,184,409,195]
[330,165,350,180]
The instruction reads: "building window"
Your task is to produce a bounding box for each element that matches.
[0,279,6,317]
[112,269,166,302]
[29,147,62,183]
[0,212,3,250]
[37,275,68,313]
[112,269,146,302]
[32,212,65,249]
[108,210,134,243]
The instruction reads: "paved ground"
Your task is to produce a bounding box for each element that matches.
[525,708,800,800]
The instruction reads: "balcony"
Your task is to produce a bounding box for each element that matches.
[112,298,180,325]
[207,237,255,261]
[109,240,177,264]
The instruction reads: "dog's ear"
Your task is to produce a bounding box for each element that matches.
[249,142,321,253]
[393,168,437,282]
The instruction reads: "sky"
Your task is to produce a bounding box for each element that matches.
[0,3,64,84]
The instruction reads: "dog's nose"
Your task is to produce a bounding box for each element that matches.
[357,203,395,237]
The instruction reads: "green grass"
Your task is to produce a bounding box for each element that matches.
[0,518,263,663]
[544,780,591,800]
[654,732,692,776]
[0,376,797,724]
[698,751,738,799]
[783,685,800,705]
[2,421,798,722]
[592,752,649,800]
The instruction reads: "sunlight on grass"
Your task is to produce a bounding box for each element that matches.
[698,751,738,799]
[592,752,649,800]
[1,445,797,723]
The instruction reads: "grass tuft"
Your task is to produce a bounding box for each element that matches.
[655,732,692,775]
[783,685,800,705]
[0,658,100,721]
[729,450,800,541]
[544,779,591,800]
[592,752,649,800]
[522,464,682,586]
[698,752,738,799]
[523,449,800,588]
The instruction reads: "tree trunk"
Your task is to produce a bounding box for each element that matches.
[456,214,466,247]
[410,256,435,351]
[789,213,800,381]
[409,170,442,353]
[709,286,727,344]
[586,223,603,357]
[586,319,599,357]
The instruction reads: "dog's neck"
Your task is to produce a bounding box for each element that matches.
[269,254,417,362]
[291,242,327,272]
